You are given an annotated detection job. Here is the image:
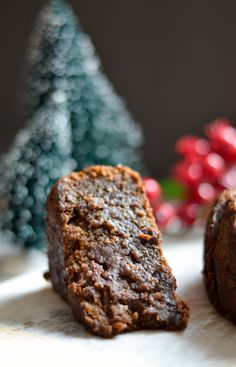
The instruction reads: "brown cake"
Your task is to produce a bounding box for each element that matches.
[46,165,189,337]
[204,188,236,323]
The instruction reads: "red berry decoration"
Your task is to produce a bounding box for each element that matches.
[176,136,210,158]
[219,164,236,189]
[202,153,225,181]
[149,117,236,233]
[154,202,177,229]
[143,177,162,206]
[178,201,200,227]
[205,118,231,141]
[192,182,217,203]
[173,160,203,186]
[205,118,236,162]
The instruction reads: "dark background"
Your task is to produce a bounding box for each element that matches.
[1,0,236,177]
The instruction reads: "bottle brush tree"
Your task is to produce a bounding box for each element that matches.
[0,0,145,249]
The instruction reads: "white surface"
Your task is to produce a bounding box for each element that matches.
[1,237,236,367]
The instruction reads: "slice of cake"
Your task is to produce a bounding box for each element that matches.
[46,165,189,337]
[204,188,236,323]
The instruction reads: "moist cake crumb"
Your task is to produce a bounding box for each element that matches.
[46,165,189,337]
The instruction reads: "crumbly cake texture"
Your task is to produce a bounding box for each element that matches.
[46,165,189,337]
[204,188,236,323]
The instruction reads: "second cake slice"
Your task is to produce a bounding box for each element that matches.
[46,165,189,337]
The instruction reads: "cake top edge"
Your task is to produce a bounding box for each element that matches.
[218,188,236,202]
[57,164,141,184]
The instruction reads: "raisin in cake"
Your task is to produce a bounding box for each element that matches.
[46,165,189,337]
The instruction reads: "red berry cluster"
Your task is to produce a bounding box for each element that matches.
[143,118,236,231]
[143,177,179,230]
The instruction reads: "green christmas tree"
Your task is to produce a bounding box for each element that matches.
[0,0,144,249]
[22,0,144,170]
[0,96,74,249]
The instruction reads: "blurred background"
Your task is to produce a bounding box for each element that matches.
[1,0,236,177]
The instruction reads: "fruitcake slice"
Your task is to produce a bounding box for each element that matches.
[204,188,236,323]
[46,165,189,337]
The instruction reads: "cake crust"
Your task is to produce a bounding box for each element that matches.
[204,188,236,323]
[46,165,189,337]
